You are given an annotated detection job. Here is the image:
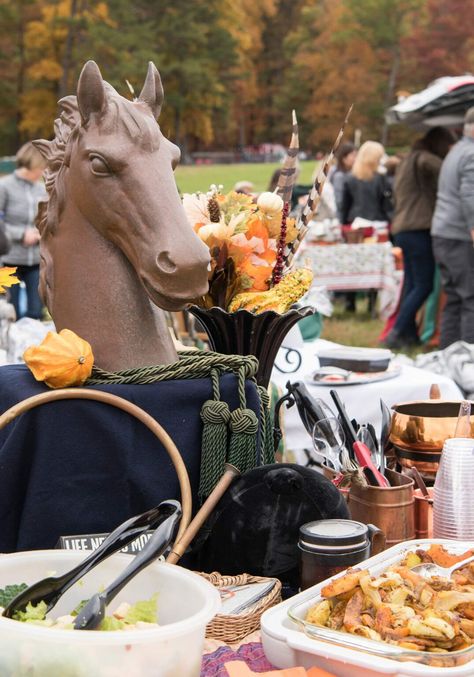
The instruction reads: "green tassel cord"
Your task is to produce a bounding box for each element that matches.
[198,369,230,501]
[257,385,275,466]
[88,350,275,500]
[227,366,260,475]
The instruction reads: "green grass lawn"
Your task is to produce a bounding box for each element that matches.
[175,160,316,194]
[321,297,385,348]
[321,296,430,357]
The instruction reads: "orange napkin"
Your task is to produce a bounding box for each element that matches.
[224,661,336,677]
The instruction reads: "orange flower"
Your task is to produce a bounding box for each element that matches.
[245,215,269,247]
[237,253,276,292]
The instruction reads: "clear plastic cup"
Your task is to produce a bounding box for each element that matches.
[433,438,474,539]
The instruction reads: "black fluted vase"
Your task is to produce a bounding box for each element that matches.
[188,305,315,388]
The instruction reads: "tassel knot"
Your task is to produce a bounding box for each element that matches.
[201,399,230,425]
[229,408,258,435]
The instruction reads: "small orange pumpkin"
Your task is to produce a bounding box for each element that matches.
[23,329,94,388]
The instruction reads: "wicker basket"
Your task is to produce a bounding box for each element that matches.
[198,572,282,643]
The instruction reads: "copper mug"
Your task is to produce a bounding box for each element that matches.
[348,468,415,548]
[414,487,434,539]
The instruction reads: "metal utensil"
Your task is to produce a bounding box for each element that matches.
[312,367,352,381]
[329,389,357,462]
[329,389,389,485]
[366,423,379,453]
[380,399,392,476]
[74,501,181,630]
[3,500,180,619]
[312,417,345,472]
[411,554,474,580]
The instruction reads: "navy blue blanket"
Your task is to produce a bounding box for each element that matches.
[0,365,260,552]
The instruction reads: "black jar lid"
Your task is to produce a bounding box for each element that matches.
[299,519,369,551]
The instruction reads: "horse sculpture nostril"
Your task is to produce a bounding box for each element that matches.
[156,251,177,275]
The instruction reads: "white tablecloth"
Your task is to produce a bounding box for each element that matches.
[271,334,463,454]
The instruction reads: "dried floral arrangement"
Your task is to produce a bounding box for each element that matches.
[183,109,352,315]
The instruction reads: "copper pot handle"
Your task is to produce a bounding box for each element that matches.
[367,524,386,555]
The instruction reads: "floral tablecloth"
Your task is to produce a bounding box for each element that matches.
[201,636,274,677]
[296,242,402,319]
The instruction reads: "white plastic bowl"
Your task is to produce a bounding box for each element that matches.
[0,550,221,677]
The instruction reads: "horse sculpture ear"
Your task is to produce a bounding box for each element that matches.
[32,139,52,161]
[77,60,106,125]
[138,62,164,119]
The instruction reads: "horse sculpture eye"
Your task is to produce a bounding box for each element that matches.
[89,155,110,176]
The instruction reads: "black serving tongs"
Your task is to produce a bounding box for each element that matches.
[74,501,181,630]
[3,500,181,620]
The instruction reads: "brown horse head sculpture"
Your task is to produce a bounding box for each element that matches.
[34,61,210,370]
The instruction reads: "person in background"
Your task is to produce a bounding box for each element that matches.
[234,180,254,196]
[431,108,474,348]
[0,142,46,320]
[340,141,392,313]
[330,142,357,221]
[384,155,402,188]
[384,127,456,349]
[340,141,392,226]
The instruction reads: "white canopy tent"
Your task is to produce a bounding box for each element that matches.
[386,75,474,129]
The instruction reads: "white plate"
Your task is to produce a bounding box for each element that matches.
[305,363,402,387]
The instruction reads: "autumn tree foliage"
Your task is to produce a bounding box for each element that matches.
[402,0,474,84]
[0,0,473,155]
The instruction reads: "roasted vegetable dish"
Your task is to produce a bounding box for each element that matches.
[305,545,474,654]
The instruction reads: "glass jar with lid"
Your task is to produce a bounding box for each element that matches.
[299,518,385,590]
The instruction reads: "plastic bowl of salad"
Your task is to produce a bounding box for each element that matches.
[0,550,220,677]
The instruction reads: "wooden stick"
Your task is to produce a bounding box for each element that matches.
[167,463,241,564]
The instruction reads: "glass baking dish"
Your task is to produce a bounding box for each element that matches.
[288,539,474,670]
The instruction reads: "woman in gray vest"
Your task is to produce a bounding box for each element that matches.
[0,142,46,320]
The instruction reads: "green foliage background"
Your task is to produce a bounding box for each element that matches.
[0,0,472,155]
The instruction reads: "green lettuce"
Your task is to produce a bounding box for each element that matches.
[99,616,125,631]
[124,594,159,625]
[71,599,89,617]
[13,601,48,623]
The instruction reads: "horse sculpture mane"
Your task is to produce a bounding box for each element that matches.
[36,96,78,237]
[33,61,210,371]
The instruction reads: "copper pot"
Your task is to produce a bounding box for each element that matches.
[390,400,474,478]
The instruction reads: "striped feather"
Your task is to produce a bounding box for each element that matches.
[284,105,353,268]
[276,109,299,204]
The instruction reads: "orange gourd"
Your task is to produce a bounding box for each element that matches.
[23,329,94,388]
